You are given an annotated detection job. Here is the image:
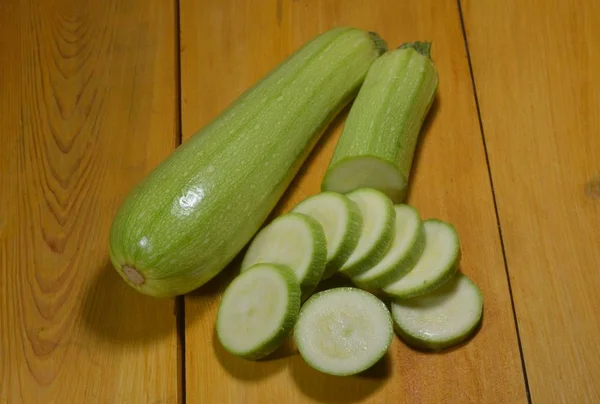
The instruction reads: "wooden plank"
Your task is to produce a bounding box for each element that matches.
[180,0,527,402]
[462,0,600,401]
[0,0,180,402]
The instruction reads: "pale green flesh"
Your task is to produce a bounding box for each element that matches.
[352,204,425,288]
[108,27,386,297]
[383,219,460,299]
[338,188,395,278]
[216,263,300,359]
[294,287,393,376]
[241,213,327,299]
[391,273,483,350]
[321,156,405,204]
[291,192,362,279]
[322,45,439,204]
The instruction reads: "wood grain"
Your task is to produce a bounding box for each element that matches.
[0,0,180,402]
[180,0,527,402]
[462,0,600,401]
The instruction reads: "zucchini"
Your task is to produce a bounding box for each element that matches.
[352,204,425,289]
[294,287,393,376]
[291,192,362,279]
[216,263,301,360]
[240,212,327,299]
[391,273,483,351]
[109,27,386,297]
[337,188,395,278]
[382,219,461,299]
[321,42,439,203]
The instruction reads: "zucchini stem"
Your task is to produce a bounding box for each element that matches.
[368,32,388,56]
[398,41,432,58]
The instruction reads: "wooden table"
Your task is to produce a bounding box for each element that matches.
[1,0,598,402]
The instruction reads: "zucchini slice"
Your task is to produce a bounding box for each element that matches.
[352,204,425,288]
[216,263,301,360]
[294,287,393,376]
[391,273,483,350]
[338,188,395,278]
[241,212,327,299]
[382,219,461,299]
[291,192,362,279]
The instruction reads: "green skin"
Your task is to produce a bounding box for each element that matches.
[322,42,439,203]
[352,205,426,289]
[338,188,396,278]
[382,219,461,299]
[320,195,362,278]
[108,27,387,297]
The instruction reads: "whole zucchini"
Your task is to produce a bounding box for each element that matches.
[109,27,386,297]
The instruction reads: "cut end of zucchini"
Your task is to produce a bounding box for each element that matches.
[322,156,407,204]
[391,273,483,351]
[216,263,300,360]
[294,287,393,376]
[383,219,461,299]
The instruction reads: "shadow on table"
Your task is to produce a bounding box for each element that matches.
[404,96,440,202]
[212,327,293,381]
[289,351,391,403]
[267,102,353,218]
[187,251,243,299]
[183,249,246,327]
[287,275,392,402]
[79,261,174,344]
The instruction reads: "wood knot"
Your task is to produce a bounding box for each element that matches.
[585,176,600,200]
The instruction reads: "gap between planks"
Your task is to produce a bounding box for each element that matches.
[456,0,531,402]
[174,0,187,403]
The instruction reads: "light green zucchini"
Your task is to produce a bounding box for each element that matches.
[109,27,387,297]
[321,42,439,203]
